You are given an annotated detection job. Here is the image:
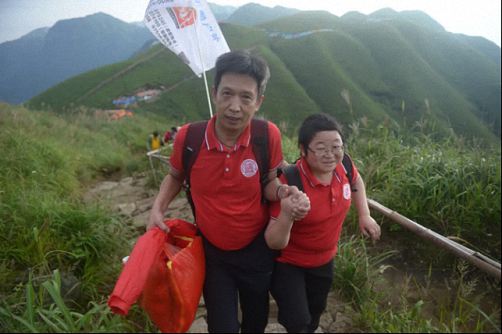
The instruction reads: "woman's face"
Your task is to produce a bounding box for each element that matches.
[302,130,344,175]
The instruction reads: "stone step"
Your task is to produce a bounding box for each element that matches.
[185,294,351,333]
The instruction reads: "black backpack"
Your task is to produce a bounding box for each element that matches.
[181,119,270,218]
[280,153,357,192]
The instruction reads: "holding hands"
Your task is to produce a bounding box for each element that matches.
[265,184,310,250]
[278,185,310,221]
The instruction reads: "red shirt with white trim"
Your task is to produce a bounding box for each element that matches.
[270,157,359,267]
[170,116,283,250]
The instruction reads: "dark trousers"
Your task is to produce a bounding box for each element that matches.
[202,233,277,333]
[271,259,334,333]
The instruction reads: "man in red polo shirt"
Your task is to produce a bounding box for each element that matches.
[147,50,309,333]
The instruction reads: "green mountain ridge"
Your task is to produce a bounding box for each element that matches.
[28,9,500,144]
[208,3,237,21]
[0,12,154,104]
[225,3,300,26]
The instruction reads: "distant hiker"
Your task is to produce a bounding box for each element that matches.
[146,131,163,151]
[163,126,178,144]
[265,113,380,333]
[147,50,309,333]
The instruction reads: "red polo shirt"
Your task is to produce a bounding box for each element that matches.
[170,116,283,250]
[270,158,359,267]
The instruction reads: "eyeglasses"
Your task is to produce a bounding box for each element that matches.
[307,145,344,157]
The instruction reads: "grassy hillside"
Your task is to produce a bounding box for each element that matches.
[28,45,193,112]
[263,11,500,142]
[0,103,170,294]
[1,103,499,332]
[0,13,153,104]
[261,10,339,32]
[0,104,175,331]
[28,24,270,120]
[28,10,500,144]
[338,19,493,138]
[269,30,390,127]
[225,3,300,26]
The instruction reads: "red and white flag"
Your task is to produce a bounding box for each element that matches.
[144,0,230,77]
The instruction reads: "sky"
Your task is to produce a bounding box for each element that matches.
[0,0,500,46]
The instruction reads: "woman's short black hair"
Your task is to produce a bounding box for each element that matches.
[298,113,344,149]
[214,50,270,96]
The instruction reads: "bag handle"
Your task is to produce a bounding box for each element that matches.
[163,235,194,258]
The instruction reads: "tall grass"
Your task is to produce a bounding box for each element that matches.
[332,234,501,333]
[0,270,131,332]
[333,236,397,305]
[345,120,501,260]
[0,105,172,331]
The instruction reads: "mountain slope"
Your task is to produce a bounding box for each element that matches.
[0,13,153,104]
[225,3,300,26]
[336,11,501,136]
[209,3,237,21]
[28,10,500,143]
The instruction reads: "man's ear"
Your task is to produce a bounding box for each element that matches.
[211,86,217,99]
[255,94,265,111]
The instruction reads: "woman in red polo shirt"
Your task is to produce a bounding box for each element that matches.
[265,113,381,333]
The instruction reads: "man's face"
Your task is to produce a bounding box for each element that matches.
[212,73,264,134]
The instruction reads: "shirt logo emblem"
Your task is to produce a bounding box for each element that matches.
[343,183,351,200]
[240,159,258,178]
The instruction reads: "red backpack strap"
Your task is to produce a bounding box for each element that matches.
[182,121,208,219]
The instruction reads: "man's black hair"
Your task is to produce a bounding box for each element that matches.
[214,50,270,96]
[298,113,344,149]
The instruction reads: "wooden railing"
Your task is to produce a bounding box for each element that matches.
[368,199,501,280]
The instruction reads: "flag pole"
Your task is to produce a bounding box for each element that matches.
[195,9,213,119]
[144,0,229,119]
[201,69,213,118]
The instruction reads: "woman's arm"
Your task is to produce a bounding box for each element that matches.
[265,192,310,249]
[352,175,381,241]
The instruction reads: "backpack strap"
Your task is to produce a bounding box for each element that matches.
[281,164,304,192]
[182,121,208,219]
[250,119,269,203]
[342,153,357,192]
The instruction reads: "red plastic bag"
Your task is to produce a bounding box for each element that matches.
[141,219,205,333]
[108,227,166,316]
[108,219,205,333]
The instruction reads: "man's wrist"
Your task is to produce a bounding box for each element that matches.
[276,185,286,200]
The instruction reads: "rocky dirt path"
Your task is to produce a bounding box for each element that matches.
[85,173,358,333]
